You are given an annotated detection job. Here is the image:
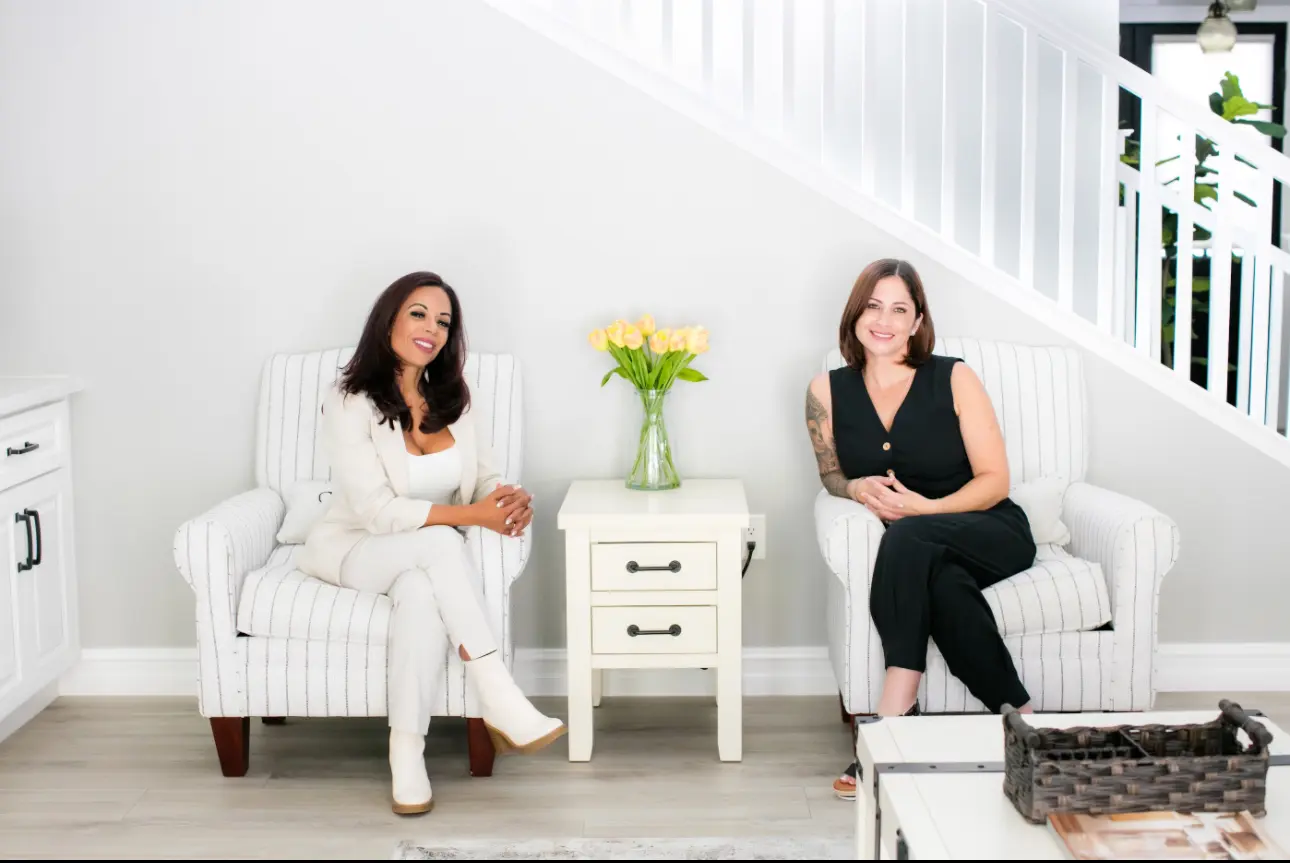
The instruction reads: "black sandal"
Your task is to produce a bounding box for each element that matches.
[833,701,920,800]
[832,762,860,800]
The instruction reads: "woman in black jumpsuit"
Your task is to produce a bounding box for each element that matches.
[807,259,1036,799]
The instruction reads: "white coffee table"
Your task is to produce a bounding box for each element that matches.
[853,709,1290,859]
[877,769,1290,859]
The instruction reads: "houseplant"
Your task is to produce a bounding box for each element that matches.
[588,315,709,490]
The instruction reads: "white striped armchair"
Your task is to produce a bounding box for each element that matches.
[173,348,529,777]
[818,338,1179,717]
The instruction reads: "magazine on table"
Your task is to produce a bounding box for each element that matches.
[1048,810,1285,860]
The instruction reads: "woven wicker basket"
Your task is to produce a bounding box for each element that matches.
[1001,700,1273,824]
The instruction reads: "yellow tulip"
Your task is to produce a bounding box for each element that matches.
[636,314,656,337]
[669,327,690,352]
[649,330,670,353]
[623,324,644,350]
[588,329,609,351]
[606,321,626,348]
[687,326,709,354]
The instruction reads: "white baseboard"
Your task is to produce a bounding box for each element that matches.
[60,648,199,696]
[58,642,1290,698]
[1153,642,1290,693]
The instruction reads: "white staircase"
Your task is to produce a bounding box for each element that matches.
[483,0,1290,468]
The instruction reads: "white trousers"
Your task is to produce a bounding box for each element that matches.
[340,525,499,735]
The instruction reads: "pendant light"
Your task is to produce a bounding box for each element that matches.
[1198,2,1238,54]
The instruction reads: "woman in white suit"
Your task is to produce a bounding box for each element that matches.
[300,271,565,816]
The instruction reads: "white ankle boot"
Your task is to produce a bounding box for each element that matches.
[388,729,433,815]
[467,652,566,753]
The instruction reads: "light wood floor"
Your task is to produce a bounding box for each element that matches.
[0,693,1285,859]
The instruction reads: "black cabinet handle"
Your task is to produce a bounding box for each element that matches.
[625,560,681,573]
[6,441,39,456]
[626,624,682,637]
[14,510,36,572]
[29,509,42,567]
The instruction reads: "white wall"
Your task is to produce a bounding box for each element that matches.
[0,0,1286,654]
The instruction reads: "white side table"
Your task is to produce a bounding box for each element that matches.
[557,478,750,762]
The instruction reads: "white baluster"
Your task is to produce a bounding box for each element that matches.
[1135,98,1161,359]
[939,0,955,239]
[1209,147,1234,400]
[1174,126,1196,377]
[1096,74,1119,332]
[1237,247,1256,413]
[899,0,914,218]
[980,5,998,266]
[1056,48,1079,312]
[1018,26,1039,288]
[1249,257,1272,423]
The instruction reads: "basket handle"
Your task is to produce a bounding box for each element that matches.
[1219,699,1274,752]
[1001,704,1040,748]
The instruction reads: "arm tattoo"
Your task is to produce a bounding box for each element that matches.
[806,388,850,498]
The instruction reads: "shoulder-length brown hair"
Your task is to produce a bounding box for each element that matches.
[838,258,935,371]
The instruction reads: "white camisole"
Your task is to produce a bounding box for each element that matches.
[407,445,462,505]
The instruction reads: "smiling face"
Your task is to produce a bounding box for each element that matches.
[854,275,922,362]
[390,285,453,370]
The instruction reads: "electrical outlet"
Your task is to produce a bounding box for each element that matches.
[746,514,767,560]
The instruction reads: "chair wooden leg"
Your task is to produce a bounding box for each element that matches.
[209,716,250,777]
[467,718,496,777]
[261,717,287,725]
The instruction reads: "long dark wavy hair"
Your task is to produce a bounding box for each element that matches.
[338,271,470,433]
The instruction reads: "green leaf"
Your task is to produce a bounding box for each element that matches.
[1233,190,1258,208]
[1209,91,1225,117]
[1222,95,1262,121]
[1195,184,1218,204]
[676,368,708,383]
[1220,72,1243,104]
[1234,119,1289,138]
[600,367,627,387]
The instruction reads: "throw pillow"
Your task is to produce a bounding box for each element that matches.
[277,480,335,545]
[1009,476,1071,547]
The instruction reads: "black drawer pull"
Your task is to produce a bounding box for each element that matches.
[627,624,682,637]
[6,441,39,456]
[14,509,40,571]
[625,560,681,573]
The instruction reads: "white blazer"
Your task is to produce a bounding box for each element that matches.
[299,386,503,585]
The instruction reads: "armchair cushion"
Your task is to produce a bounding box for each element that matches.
[814,490,1110,638]
[237,546,393,646]
[985,544,1110,637]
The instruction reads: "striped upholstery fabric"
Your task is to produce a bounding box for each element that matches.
[817,338,1179,714]
[174,349,530,719]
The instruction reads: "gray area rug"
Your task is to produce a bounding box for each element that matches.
[393,837,852,859]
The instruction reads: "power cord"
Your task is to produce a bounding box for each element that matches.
[702,540,757,672]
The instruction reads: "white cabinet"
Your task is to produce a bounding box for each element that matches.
[0,379,81,743]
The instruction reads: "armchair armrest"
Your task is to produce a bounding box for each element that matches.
[1063,482,1179,621]
[814,489,885,589]
[174,487,285,643]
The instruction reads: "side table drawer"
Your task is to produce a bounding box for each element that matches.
[591,605,716,655]
[591,542,716,591]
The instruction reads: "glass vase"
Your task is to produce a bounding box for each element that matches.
[626,388,681,491]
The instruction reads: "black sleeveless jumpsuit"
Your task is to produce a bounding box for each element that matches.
[829,355,1035,712]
